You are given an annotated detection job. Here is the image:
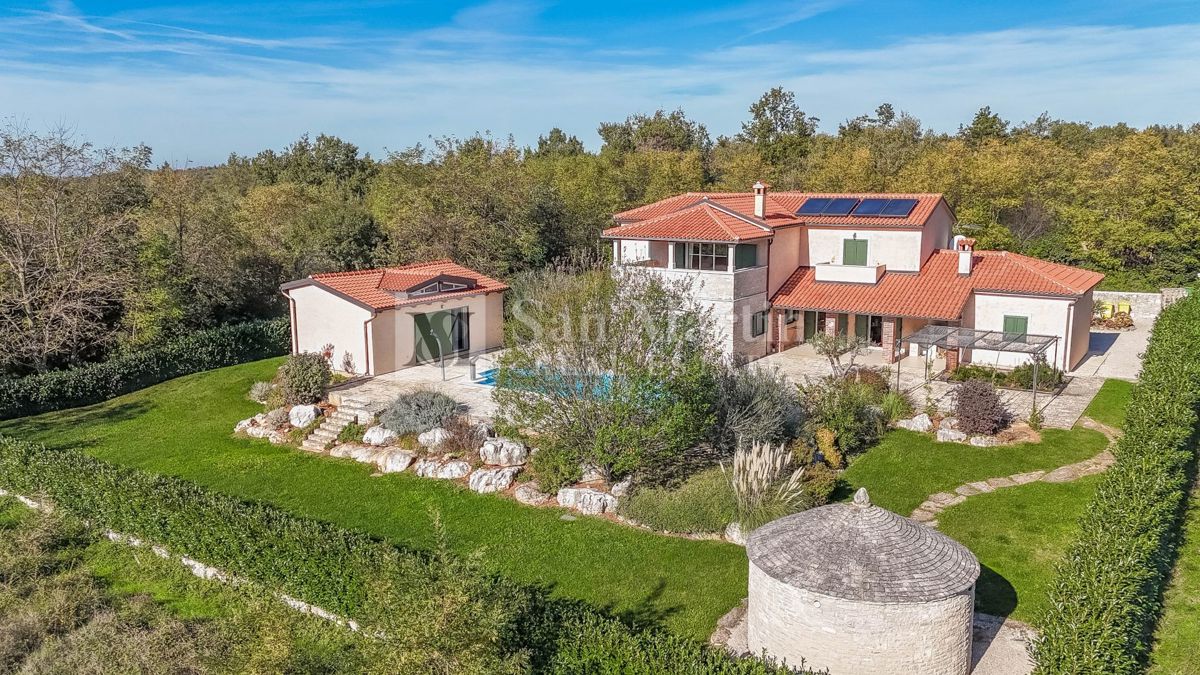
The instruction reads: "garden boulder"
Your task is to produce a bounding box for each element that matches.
[897,413,933,432]
[289,404,322,428]
[479,438,528,466]
[349,445,382,463]
[436,460,472,480]
[969,435,1000,447]
[936,428,968,443]
[376,449,416,474]
[417,427,450,449]
[610,476,633,498]
[468,466,521,494]
[515,484,550,506]
[579,464,606,483]
[362,426,397,446]
[725,521,747,546]
[557,487,617,515]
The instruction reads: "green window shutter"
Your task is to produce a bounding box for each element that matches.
[735,244,758,269]
[843,239,868,266]
[674,242,687,269]
[855,314,869,338]
[1003,315,1028,337]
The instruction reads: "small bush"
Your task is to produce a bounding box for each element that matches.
[880,390,913,421]
[262,408,289,429]
[379,390,460,435]
[337,422,365,444]
[275,353,331,406]
[725,441,811,531]
[711,364,803,454]
[617,468,736,534]
[1009,357,1064,391]
[529,442,583,493]
[248,381,273,404]
[955,379,1012,435]
[843,366,890,395]
[438,415,486,456]
[800,377,886,457]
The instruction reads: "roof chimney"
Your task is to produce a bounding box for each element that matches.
[752,181,768,219]
[954,235,975,275]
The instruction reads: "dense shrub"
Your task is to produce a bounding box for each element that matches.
[618,468,736,534]
[276,352,332,405]
[728,441,813,531]
[949,358,1063,392]
[800,377,887,457]
[711,364,804,454]
[954,379,1012,435]
[249,381,274,403]
[1033,293,1200,673]
[879,389,914,422]
[0,319,290,420]
[379,389,461,435]
[0,438,818,673]
[528,442,583,492]
[842,366,890,395]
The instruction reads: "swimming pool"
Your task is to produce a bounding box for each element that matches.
[475,367,616,397]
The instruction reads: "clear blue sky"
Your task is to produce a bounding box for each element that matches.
[2,0,1198,165]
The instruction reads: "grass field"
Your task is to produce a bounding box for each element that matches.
[1082,378,1135,429]
[1150,484,1200,674]
[938,476,1102,624]
[840,426,1108,515]
[0,358,746,640]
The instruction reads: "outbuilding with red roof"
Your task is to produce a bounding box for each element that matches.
[280,260,508,376]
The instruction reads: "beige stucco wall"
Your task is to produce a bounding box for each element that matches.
[747,562,974,675]
[287,285,373,374]
[963,292,1075,370]
[922,201,955,265]
[768,226,802,297]
[1069,289,1094,371]
[807,228,925,272]
[369,292,505,374]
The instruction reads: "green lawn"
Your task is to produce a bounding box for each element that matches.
[840,427,1109,515]
[1150,484,1200,674]
[1083,378,1135,430]
[0,359,747,640]
[938,476,1101,625]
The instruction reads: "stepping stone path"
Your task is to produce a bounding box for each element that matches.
[910,416,1118,528]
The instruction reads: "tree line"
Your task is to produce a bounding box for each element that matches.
[3,88,1199,377]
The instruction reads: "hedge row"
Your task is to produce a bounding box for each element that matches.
[0,437,810,674]
[1033,294,1200,673]
[0,319,290,420]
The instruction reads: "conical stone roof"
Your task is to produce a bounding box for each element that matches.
[747,488,980,603]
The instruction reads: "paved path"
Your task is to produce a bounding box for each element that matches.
[327,354,501,420]
[910,416,1119,527]
[1069,328,1148,381]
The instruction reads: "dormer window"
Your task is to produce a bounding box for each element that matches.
[406,276,476,297]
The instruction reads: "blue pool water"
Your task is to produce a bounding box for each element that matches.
[477,367,500,386]
[475,367,616,398]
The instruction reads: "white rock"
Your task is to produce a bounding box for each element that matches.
[557,487,617,515]
[413,458,439,477]
[610,476,633,498]
[418,427,451,449]
[362,426,397,446]
[579,464,606,483]
[243,425,273,439]
[151,545,170,559]
[515,484,550,506]
[474,422,496,439]
[942,416,959,430]
[436,460,472,480]
[349,445,382,463]
[289,404,322,428]
[330,444,359,459]
[936,428,968,443]
[267,431,289,445]
[376,449,416,474]
[234,417,255,433]
[479,438,528,467]
[897,413,933,432]
[969,435,1000,447]
[468,466,522,493]
[724,521,746,546]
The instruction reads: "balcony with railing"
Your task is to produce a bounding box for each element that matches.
[814,262,886,284]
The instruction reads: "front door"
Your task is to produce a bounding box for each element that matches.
[803,311,817,341]
[869,315,884,346]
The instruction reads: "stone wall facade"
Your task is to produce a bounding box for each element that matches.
[747,562,974,675]
[1093,290,1167,321]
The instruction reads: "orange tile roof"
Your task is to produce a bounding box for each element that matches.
[771,250,1104,319]
[293,259,508,311]
[610,191,946,240]
[602,200,774,242]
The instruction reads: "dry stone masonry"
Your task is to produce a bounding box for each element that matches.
[747,488,979,675]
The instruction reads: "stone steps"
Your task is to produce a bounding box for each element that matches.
[301,399,374,453]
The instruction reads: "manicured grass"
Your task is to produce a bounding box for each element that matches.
[1083,378,1134,430]
[840,427,1109,515]
[1149,484,1200,674]
[0,359,746,640]
[938,476,1101,625]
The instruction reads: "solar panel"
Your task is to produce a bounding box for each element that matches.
[879,198,918,217]
[821,198,859,216]
[851,198,889,216]
[796,198,831,215]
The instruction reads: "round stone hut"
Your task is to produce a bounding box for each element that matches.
[746,488,980,675]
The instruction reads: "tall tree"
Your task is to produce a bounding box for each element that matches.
[0,124,150,373]
[736,87,819,168]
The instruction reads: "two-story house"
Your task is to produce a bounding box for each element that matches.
[601,182,1102,371]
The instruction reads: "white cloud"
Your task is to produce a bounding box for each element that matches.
[1,17,1197,164]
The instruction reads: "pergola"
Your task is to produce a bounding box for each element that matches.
[899,325,1061,410]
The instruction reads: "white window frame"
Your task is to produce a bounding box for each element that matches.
[687,242,729,271]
